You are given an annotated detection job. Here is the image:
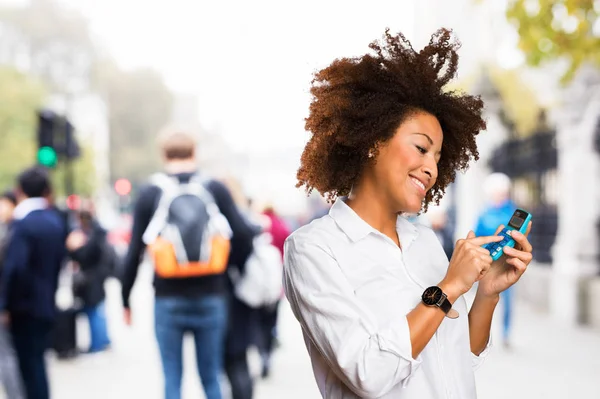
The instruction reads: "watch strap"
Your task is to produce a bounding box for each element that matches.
[438,295,452,314]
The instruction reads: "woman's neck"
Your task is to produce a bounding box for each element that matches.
[346,178,401,247]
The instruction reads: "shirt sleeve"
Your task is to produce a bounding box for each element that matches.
[121,184,159,308]
[471,333,492,370]
[283,236,422,398]
[474,216,485,237]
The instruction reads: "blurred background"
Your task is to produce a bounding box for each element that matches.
[0,0,599,398]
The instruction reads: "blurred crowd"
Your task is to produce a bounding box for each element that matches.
[0,122,531,399]
[0,128,314,399]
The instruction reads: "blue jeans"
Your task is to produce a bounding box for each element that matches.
[501,286,514,341]
[83,302,111,352]
[154,295,228,399]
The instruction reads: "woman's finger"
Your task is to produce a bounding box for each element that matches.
[474,245,493,256]
[494,224,505,235]
[502,246,533,263]
[510,230,532,253]
[506,257,528,274]
[524,221,532,237]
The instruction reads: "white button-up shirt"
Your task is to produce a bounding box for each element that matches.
[283,199,490,399]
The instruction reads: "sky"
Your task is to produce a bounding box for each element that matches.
[0,0,540,212]
[52,0,418,153]
[1,0,531,156]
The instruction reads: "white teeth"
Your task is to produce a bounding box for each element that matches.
[411,177,425,190]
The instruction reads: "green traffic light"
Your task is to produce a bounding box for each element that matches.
[37,146,57,167]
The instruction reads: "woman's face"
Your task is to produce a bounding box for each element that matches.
[369,110,443,214]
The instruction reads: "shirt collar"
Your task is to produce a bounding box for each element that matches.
[13,197,48,220]
[329,198,419,250]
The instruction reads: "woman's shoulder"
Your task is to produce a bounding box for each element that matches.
[286,214,340,252]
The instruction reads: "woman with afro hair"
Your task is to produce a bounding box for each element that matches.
[283,28,533,399]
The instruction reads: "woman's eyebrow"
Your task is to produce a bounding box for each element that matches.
[413,132,433,144]
[413,133,441,155]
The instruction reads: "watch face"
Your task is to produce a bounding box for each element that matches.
[422,286,443,306]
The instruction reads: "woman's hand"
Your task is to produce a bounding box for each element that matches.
[476,222,533,298]
[439,231,503,301]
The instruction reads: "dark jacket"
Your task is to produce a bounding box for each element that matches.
[0,209,67,321]
[70,221,109,308]
[121,172,257,308]
[0,224,12,275]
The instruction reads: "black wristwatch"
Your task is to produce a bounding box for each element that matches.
[422,286,453,315]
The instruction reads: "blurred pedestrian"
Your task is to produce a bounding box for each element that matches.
[283,29,533,398]
[0,167,68,399]
[474,172,518,349]
[220,190,262,399]
[67,209,112,353]
[255,205,290,378]
[121,128,256,399]
[0,189,25,399]
[428,206,455,260]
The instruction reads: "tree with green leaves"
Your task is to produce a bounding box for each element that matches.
[0,0,174,191]
[0,66,96,196]
[488,66,543,136]
[0,67,44,190]
[507,0,600,82]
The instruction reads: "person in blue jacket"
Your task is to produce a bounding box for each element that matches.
[474,173,517,349]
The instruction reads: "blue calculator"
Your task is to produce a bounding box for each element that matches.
[483,209,532,261]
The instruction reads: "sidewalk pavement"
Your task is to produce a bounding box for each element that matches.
[2,266,598,398]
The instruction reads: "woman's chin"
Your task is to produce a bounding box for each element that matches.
[400,201,423,215]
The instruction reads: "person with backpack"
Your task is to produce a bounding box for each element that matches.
[121,129,257,399]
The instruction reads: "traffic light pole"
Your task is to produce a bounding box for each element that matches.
[64,156,74,196]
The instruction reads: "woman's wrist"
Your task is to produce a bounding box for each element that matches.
[474,287,500,304]
[438,279,463,304]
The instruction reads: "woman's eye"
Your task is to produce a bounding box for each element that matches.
[416,146,427,154]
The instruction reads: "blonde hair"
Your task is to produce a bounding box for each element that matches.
[157,127,197,160]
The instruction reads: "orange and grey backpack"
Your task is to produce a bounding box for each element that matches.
[142,173,232,278]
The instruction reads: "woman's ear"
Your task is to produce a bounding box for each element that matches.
[367,141,382,159]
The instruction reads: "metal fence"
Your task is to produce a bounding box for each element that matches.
[489,129,558,264]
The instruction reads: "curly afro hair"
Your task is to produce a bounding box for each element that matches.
[296,28,486,210]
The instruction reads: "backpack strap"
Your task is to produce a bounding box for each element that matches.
[183,174,217,207]
[142,173,182,245]
[187,175,233,239]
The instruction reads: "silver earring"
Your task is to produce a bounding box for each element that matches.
[368,151,374,159]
